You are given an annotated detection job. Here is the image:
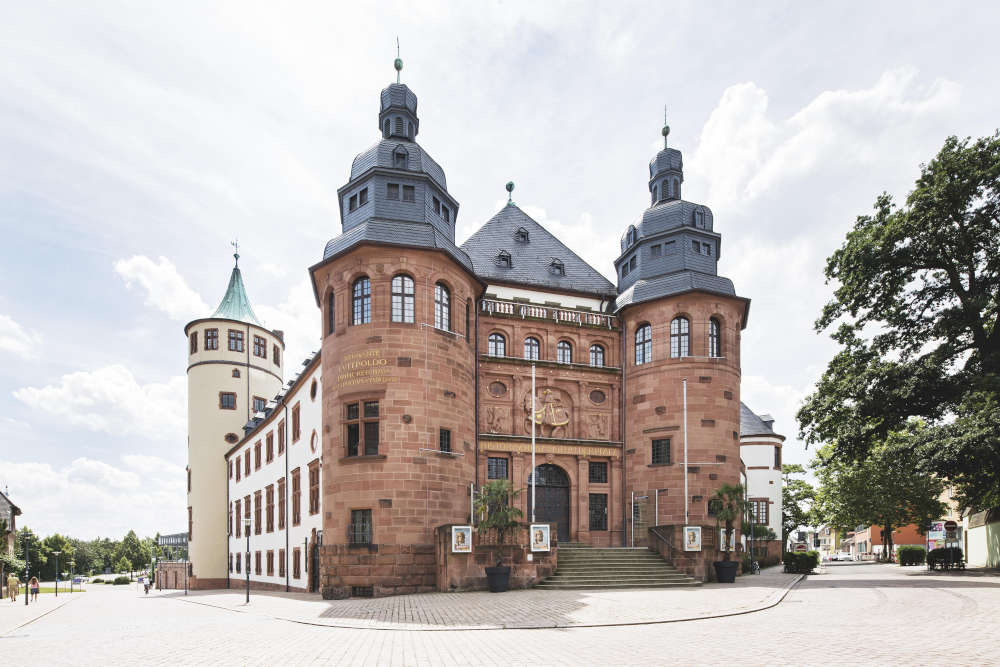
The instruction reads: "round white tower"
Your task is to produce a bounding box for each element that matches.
[183,253,284,588]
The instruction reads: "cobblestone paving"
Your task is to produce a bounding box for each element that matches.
[3,563,998,665]
[179,567,797,629]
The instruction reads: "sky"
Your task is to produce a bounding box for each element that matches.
[1,1,998,540]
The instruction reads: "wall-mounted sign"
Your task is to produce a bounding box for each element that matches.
[451,526,472,553]
[684,526,702,552]
[530,524,551,552]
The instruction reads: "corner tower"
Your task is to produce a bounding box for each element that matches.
[184,253,284,588]
[617,118,750,579]
[310,60,483,598]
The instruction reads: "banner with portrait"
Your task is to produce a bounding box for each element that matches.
[530,524,551,552]
[684,525,702,551]
[451,525,472,553]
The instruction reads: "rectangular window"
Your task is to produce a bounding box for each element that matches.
[266,550,274,577]
[291,468,301,526]
[190,332,198,354]
[188,506,192,541]
[588,461,608,484]
[589,493,608,531]
[402,185,415,202]
[228,329,244,352]
[229,460,233,479]
[774,447,782,469]
[205,328,219,350]
[703,243,712,256]
[308,460,320,516]
[278,548,286,578]
[652,438,671,465]
[220,392,236,410]
[266,433,274,463]
[691,240,700,253]
[387,183,400,200]
[292,548,301,579]
[629,256,637,271]
[273,344,280,367]
[254,490,262,535]
[235,499,241,537]
[278,421,286,454]
[346,401,379,456]
[255,551,261,576]
[442,206,450,223]
[278,477,286,530]
[487,457,508,480]
[236,460,241,482]
[266,484,274,532]
[650,244,662,258]
[254,441,261,469]
[439,428,451,453]
[229,503,233,536]
[359,187,368,205]
[236,552,241,573]
[292,403,301,442]
[664,240,675,253]
[349,194,358,211]
[253,335,266,358]
[433,197,441,214]
[229,553,233,573]
[244,494,251,529]
[253,396,266,414]
[244,451,250,477]
[750,499,769,525]
[350,509,372,545]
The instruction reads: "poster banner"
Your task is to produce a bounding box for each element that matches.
[530,524,551,552]
[684,526,702,552]
[451,525,472,553]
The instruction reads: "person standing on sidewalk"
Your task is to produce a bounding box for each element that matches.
[29,576,39,602]
[7,573,18,602]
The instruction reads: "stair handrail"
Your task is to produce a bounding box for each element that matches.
[648,526,678,561]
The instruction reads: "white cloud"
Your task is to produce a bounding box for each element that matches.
[12,365,186,441]
[0,314,42,359]
[256,278,321,371]
[0,455,185,539]
[114,255,210,322]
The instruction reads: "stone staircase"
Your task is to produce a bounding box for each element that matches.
[535,543,701,590]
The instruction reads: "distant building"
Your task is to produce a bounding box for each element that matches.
[0,490,20,554]
[739,404,783,563]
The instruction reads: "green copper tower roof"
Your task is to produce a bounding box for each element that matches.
[211,252,262,326]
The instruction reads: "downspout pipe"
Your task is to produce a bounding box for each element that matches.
[620,311,627,547]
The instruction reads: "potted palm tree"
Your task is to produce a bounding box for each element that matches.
[711,483,744,583]
[474,479,524,592]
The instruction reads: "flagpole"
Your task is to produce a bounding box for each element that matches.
[683,377,689,526]
[531,363,536,524]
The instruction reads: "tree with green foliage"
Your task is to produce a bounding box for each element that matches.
[115,556,131,578]
[40,533,74,581]
[798,132,1000,511]
[474,480,524,546]
[711,483,744,562]
[811,434,946,561]
[15,528,47,579]
[116,530,145,577]
[781,464,815,547]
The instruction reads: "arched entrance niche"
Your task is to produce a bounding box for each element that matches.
[527,464,571,542]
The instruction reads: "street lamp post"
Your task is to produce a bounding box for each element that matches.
[69,560,75,594]
[244,518,251,604]
[52,550,61,597]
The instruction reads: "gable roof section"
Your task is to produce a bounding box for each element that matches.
[740,402,785,440]
[461,204,616,297]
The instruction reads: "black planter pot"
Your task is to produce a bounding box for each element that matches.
[713,560,739,583]
[484,565,511,593]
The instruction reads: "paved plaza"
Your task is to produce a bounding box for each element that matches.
[2,563,998,665]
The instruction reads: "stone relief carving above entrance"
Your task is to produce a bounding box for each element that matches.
[484,405,510,434]
[587,413,609,440]
[523,387,572,438]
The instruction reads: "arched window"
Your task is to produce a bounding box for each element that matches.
[709,317,722,358]
[383,119,390,138]
[589,344,605,367]
[670,316,690,358]
[557,341,572,364]
[391,274,414,323]
[351,277,371,325]
[407,121,414,138]
[393,147,407,169]
[497,250,512,268]
[488,332,506,357]
[663,180,671,198]
[673,178,680,198]
[652,185,658,203]
[327,291,335,336]
[524,336,540,361]
[434,283,451,330]
[394,117,403,135]
[635,324,652,365]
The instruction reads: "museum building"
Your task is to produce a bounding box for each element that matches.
[183,62,783,595]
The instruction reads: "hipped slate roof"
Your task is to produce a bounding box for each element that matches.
[740,402,785,440]
[615,271,737,309]
[321,219,474,273]
[461,204,617,298]
[351,139,447,190]
[212,267,262,326]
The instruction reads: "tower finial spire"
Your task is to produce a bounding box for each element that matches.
[506,181,515,206]
[661,105,670,149]
[231,239,240,267]
[394,37,403,84]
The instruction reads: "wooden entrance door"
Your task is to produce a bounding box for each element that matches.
[527,464,570,542]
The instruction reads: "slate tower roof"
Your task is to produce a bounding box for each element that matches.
[739,402,785,440]
[614,118,749,324]
[212,255,262,326]
[462,202,617,298]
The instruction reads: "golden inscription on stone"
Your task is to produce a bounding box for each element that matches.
[523,388,570,438]
[334,348,399,391]
[480,440,620,459]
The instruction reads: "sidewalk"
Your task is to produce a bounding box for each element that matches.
[0,592,80,636]
[170,567,801,631]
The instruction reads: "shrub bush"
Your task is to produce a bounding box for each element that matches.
[91,578,103,584]
[927,547,963,569]
[113,576,130,585]
[783,551,820,573]
[897,545,926,566]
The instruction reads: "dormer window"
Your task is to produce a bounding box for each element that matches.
[549,259,565,276]
[433,197,441,214]
[514,227,529,243]
[393,147,408,169]
[626,227,637,247]
[358,187,368,206]
[497,250,512,268]
[694,210,705,228]
[442,205,450,223]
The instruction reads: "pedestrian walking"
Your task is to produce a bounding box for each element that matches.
[7,573,18,602]
[29,576,39,602]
